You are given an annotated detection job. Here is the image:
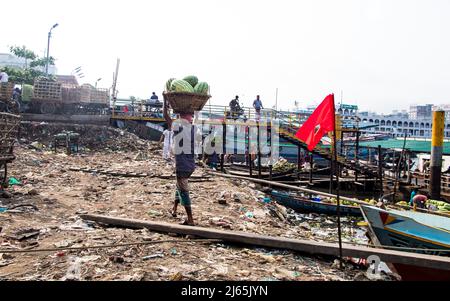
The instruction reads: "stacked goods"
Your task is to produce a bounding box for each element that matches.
[272,158,296,172]
[396,201,409,207]
[0,112,21,160]
[427,199,450,213]
[163,75,211,113]
[322,198,376,206]
[321,198,359,206]
[90,88,109,104]
[33,78,62,100]
[61,86,81,103]
[0,82,15,101]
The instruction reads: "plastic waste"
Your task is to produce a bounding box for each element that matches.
[0,207,7,213]
[8,177,21,186]
[263,197,271,203]
[148,210,162,216]
[143,253,164,260]
[64,256,82,280]
[245,212,254,218]
[170,272,183,281]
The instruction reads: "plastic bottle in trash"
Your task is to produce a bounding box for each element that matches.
[312,196,321,202]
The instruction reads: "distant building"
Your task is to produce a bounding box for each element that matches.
[409,104,433,119]
[358,109,450,138]
[0,53,57,75]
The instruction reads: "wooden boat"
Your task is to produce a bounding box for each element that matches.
[229,162,270,172]
[231,162,331,176]
[268,190,362,217]
[225,168,296,180]
[360,205,450,280]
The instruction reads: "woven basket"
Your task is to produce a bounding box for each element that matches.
[163,92,211,114]
[0,112,21,162]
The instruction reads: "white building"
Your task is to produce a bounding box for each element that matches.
[409,104,433,120]
[358,110,450,138]
[0,53,57,75]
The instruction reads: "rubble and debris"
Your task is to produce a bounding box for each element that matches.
[0,121,388,281]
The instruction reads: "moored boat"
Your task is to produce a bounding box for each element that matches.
[361,205,450,280]
[268,190,362,217]
[226,168,296,180]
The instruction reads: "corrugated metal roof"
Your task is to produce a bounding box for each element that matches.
[359,139,450,154]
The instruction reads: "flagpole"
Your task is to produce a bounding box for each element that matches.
[332,94,343,269]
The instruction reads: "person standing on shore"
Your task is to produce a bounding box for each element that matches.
[163,99,196,225]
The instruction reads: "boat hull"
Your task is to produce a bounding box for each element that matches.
[392,263,450,281]
[361,205,450,280]
[226,169,295,181]
[270,190,362,217]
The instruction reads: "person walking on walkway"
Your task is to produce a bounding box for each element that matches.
[253,95,263,121]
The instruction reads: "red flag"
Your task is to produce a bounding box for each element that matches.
[295,94,335,151]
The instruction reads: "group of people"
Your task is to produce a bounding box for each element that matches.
[121,92,161,116]
[229,95,264,120]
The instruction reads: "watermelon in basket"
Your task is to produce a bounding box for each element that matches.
[163,78,211,114]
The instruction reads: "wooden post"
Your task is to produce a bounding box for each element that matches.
[269,125,272,187]
[333,128,343,269]
[249,126,253,177]
[245,126,249,167]
[221,121,226,172]
[340,130,344,177]
[378,145,383,195]
[329,146,334,194]
[393,134,407,202]
[355,131,360,182]
[309,152,313,184]
[329,161,333,193]
[392,150,396,176]
[257,121,262,179]
[407,151,412,184]
[297,146,301,180]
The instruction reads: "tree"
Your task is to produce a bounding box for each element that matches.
[30,57,55,68]
[0,45,56,85]
[9,45,37,68]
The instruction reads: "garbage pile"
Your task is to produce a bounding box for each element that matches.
[19,122,152,153]
[272,157,297,172]
[0,122,396,281]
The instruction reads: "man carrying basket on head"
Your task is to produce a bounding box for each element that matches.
[163,99,196,225]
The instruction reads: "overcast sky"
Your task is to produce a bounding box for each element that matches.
[1,0,450,113]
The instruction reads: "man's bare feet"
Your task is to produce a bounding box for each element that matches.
[180,220,195,226]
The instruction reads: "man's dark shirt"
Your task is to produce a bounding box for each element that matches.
[174,123,196,176]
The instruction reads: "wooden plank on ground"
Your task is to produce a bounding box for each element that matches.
[80,214,450,271]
